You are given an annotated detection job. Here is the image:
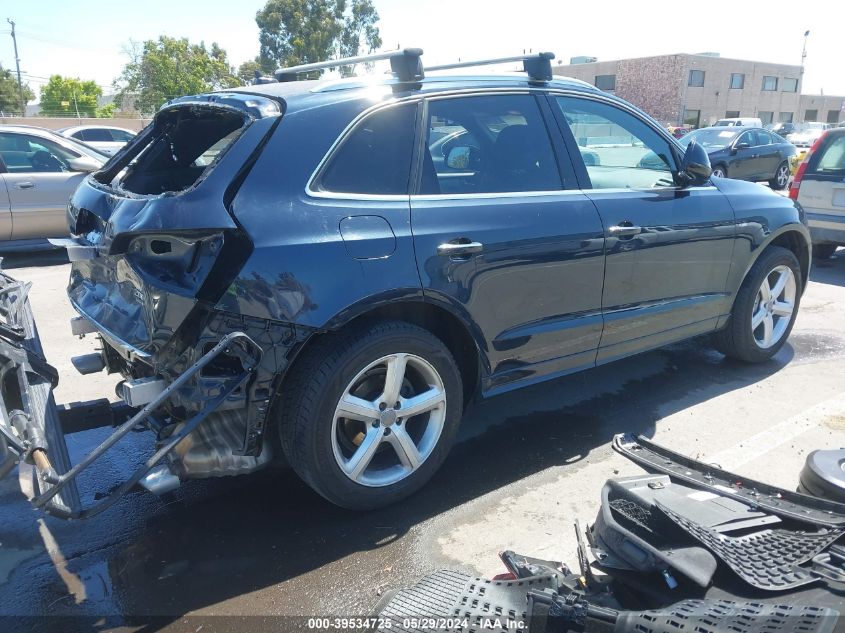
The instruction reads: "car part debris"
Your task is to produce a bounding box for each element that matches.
[800,449,845,504]
[656,501,841,590]
[613,434,845,528]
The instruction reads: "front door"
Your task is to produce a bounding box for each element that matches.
[0,131,86,240]
[552,94,737,364]
[410,93,606,394]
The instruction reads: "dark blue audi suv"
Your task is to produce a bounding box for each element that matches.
[0,51,811,517]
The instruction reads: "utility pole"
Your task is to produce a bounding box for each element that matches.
[800,30,809,86]
[799,30,809,123]
[6,19,25,117]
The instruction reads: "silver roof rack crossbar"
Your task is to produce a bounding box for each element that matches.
[427,52,556,82]
[274,48,424,83]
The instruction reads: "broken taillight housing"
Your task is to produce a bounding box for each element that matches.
[124,233,224,296]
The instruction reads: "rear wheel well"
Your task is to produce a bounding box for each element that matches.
[289,302,481,405]
[769,231,809,289]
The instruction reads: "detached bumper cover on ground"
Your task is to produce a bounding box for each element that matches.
[0,266,263,519]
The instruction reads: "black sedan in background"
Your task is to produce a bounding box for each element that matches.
[679,126,797,189]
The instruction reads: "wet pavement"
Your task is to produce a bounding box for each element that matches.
[1,249,845,632]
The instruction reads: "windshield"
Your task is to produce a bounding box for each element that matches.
[679,128,738,149]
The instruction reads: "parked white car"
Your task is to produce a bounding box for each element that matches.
[787,122,831,148]
[58,125,137,156]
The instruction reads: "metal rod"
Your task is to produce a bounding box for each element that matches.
[276,48,423,78]
[6,19,25,117]
[427,52,553,72]
[32,331,260,507]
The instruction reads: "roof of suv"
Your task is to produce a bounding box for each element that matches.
[230,73,603,114]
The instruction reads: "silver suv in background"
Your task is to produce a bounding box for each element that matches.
[790,127,845,259]
[0,125,106,251]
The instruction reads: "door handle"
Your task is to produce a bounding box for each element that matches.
[437,239,483,258]
[607,223,642,238]
[15,181,35,189]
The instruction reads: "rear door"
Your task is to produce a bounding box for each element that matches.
[551,94,736,363]
[0,132,87,240]
[411,93,606,394]
[0,165,10,241]
[753,130,781,177]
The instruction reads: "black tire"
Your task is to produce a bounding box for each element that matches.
[712,246,802,363]
[768,161,790,190]
[813,243,838,260]
[711,164,728,179]
[277,319,463,510]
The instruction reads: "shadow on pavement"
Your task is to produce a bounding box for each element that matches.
[810,250,845,288]
[0,248,70,270]
[0,331,821,632]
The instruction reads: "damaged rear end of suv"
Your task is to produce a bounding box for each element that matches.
[0,93,289,518]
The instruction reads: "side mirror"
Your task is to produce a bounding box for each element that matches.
[66,156,102,173]
[733,142,751,152]
[446,146,474,170]
[679,140,711,187]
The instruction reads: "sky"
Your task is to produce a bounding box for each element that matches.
[2,0,844,102]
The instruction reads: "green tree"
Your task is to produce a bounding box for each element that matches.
[237,59,263,85]
[255,0,382,75]
[115,36,239,115]
[39,75,101,117]
[95,103,117,118]
[0,65,35,115]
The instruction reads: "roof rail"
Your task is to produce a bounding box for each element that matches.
[274,48,424,83]
[427,52,556,82]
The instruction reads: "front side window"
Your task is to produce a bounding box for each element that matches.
[754,130,772,146]
[556,96,677,190]
[782,78,799,93]
[762,76,778,91]
[418,94,561,195]
[317,102,416,195]
[595,74,616,91]
[736,131,756,147]
[688,70,705,87]
[0,132,79,173]
[730,73,745,89]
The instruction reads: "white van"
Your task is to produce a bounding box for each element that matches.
[713,117,763,128]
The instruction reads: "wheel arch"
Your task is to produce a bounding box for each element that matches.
[283,295,487,405]
[762,227,811,291]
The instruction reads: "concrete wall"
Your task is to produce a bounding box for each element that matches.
[798,95,845,124]
[0,117,151,132]
[553,54,805,127]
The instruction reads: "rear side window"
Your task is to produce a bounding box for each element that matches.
[110,129,135,142]
[80,129,114,142]
[316,103,416,195]
[813,136,845,175]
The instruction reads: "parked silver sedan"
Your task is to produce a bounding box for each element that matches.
[0,125,106,251]
[58,125,137,156]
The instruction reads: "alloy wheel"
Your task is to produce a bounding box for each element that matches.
[331,353,447,487]
[775,164,789,188]
[712,168,725,178]
[751,265,796,349]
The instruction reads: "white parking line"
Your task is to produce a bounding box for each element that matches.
[706,393,845,471]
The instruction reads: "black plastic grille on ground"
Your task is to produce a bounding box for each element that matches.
[656,501,843,590]
[376,569,559,632]
[615,599,838,633]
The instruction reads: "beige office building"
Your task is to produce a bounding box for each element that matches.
[553,53,844,128]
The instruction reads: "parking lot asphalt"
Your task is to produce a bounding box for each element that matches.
[1,247,844,632]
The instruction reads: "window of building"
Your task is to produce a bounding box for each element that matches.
[782,78,799,93]
[688,70,705,87]
[556,96,676,189]
[729,73,745,89]
[317,103,416,195]
[725,110,740,118]
[778,112,794,123]
[828,110,842,124]
[594,75,616,91]
[759,111,774,124]
[804,109,818,122]
[682,108,701,128]
[762,76,778,91]
[419,95,562,195]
